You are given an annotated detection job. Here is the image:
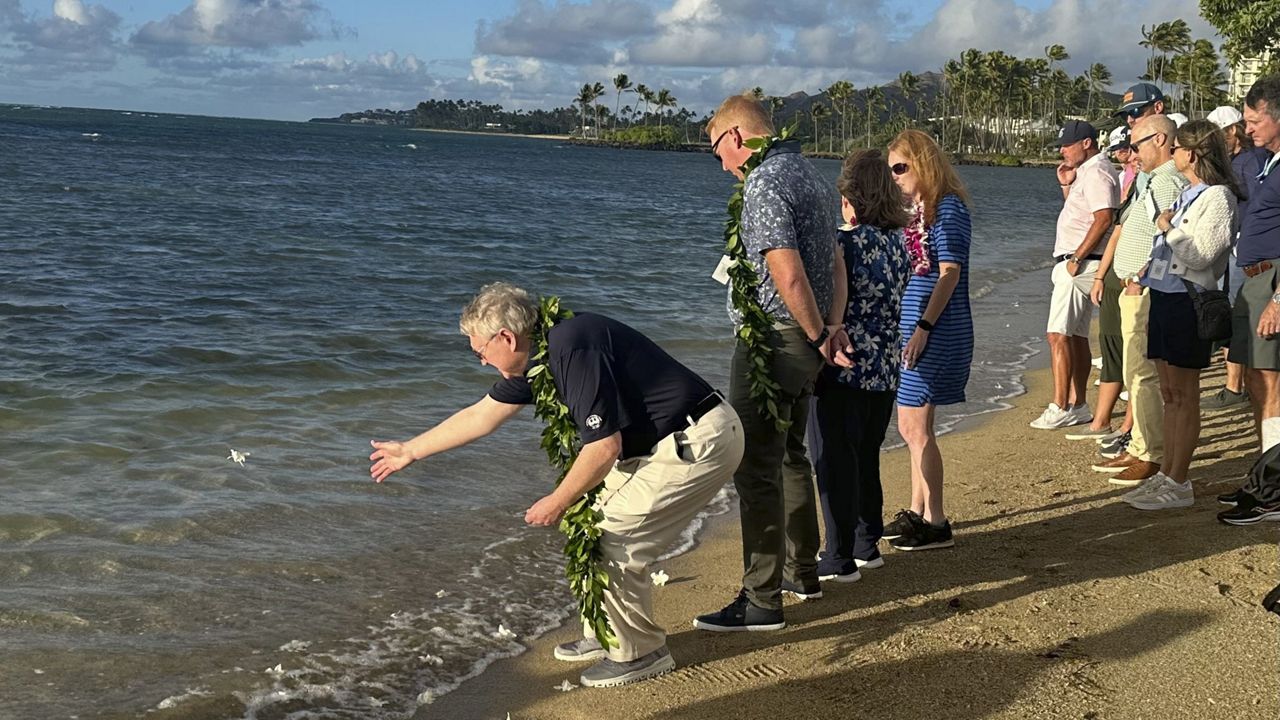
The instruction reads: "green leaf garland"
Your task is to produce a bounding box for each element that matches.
[722,124,799,433]
[527,296,617,649]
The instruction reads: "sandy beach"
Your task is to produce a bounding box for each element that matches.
[423,364,1279,720]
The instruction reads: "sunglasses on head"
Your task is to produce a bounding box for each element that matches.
[891,162,909,175]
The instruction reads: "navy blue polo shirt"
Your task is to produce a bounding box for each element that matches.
[1237,153,1280,266]
[488,312,715,459]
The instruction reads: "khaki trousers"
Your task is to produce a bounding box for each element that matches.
[592,402,744,660]
[1119,288,1164,463]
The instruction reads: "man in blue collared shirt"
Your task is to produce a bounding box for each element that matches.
[1220,75,1280,525]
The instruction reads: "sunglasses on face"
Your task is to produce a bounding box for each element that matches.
[1130,132,1161,149]
[891,162,909,176]
[711,126,737,159]
[1125,103,1153,118]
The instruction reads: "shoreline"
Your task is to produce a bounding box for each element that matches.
[422,364,1277,720]
[410,127,572,141]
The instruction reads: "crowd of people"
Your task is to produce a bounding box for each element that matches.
[1032,78,1280,522]
[367,79,1280,689]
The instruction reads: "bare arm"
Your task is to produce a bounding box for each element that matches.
[1090,223,1122,305]
[823,244,854,367]
[1071,208,1114,263]
[921,262,962,326]
[525,432,623,526]
[369,396,524,483]
[765,248,825,341]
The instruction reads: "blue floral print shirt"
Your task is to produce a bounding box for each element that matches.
[830,223,911,392]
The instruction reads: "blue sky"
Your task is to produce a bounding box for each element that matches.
[0,0,1217,120]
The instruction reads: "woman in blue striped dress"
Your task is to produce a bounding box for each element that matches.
[882,129,973,551]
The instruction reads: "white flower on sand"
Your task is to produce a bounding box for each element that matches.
[435,590,447,598]
[554,679,577,692]
[227,449,249,466]
[265,664,284,677]
[494,624,517,640]
[650,570,669,586]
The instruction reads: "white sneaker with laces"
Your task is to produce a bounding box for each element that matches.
[1030,403,1073,429]
[1128,477,1194,510]
[1121,473,1169,503]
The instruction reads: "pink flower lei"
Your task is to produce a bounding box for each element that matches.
[903,201,931,276]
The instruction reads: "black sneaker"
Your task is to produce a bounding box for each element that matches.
[889,520,955,551]
[693,590,785,632]
[1216,488,1253,507]
[882,509,925,540]
[780,578,824,600]
[817,556,862,583]
[1217,501,1280,525]
[1264,583,1280,616]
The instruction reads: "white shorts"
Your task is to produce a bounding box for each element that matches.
[1047,259,1100,337]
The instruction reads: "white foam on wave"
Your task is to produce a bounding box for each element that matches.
[154,686,213,710]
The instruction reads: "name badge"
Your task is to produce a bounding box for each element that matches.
[712,254,736,285]
[1148,258,1169,281]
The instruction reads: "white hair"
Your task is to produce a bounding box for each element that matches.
[459,282,539,339]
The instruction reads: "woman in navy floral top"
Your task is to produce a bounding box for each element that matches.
[806,150,911,581]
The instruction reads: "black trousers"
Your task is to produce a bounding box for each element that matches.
[806,375,896,566]
[1244,443,1280,506]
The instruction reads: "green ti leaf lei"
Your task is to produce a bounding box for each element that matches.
[526,295,617,650]
[722,123,799,433]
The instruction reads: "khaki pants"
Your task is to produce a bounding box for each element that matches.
[1119,287,1164,463]
[593,402,744,660]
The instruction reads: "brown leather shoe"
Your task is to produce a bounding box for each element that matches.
[1109,461,1160,486]
[1091,452,1139,474]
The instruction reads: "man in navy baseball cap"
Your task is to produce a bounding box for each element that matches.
[1113,82,1166,126]
[1057,120,1098,147]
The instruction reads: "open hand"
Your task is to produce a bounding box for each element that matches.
[1055,163,1076,187]
[369,440,414,483]
[1258,303,1280,339]
[525,494,567,527]
[1090,278,1104,306]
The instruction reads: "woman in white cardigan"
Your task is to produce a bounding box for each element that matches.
[1126,119,1243,511]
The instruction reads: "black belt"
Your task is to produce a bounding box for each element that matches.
[1054,254,1103,263]
[682,391,723,428]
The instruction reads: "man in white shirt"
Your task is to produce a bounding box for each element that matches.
[1033,121,1120,430]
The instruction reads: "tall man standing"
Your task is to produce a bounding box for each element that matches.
[1032,121,1119,431]
[1219,76,1280,525]
[694,94,849,631]
[1092,114,1187,489]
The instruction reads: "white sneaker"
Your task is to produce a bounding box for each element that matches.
[1030,403,1073,429]
[1128,477,1194,511]
[1064,405,1093,426]
[1120,473,1169,502]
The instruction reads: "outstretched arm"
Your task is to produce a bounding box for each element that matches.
[369,396,524,483]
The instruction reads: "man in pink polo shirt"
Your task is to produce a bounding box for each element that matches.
[1032,120,1120,430]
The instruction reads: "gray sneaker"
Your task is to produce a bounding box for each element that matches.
[579,646,675,687]
[554,636,607,662]
[1203,387,1249,410]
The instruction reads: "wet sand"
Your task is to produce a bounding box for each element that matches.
[423,365,1279,720]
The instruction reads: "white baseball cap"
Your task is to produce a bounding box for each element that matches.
[1206,105,1244,128]
[1167,112,1188,127]
[1107,126,1130,151]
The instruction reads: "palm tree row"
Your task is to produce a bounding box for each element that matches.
[575,76,681,136]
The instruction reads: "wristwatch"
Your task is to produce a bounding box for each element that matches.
[807,327,830,349]
[1271,292,1280,305]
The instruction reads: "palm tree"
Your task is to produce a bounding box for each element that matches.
[810,102,829,153]
[751,86,765,100]
[897,71,920,125]
[825,80,855,150]
[654,88,676,128]
[1044,44,1069,125]
[633,83,652,124]
[612,73,632,130]
[589,81,605,135]
[864,86,885,148]
[575,84,596,136]
[1086,62,1112,118]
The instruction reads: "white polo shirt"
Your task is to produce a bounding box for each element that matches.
[1054,151,1121,258]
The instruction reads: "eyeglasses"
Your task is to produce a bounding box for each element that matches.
[891,162,910,176]
[1130,132,1161,149]
[1171,144,1189,153]
[471,332,499,362]
[711,126,737,159]
[1125,103,1154,118]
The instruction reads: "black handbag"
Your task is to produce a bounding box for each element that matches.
[1180,278,1233,341]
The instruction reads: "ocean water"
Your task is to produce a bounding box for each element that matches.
[0,105,1060,719]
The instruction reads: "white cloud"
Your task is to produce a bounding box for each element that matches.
[131,0,344,55]
[474,0,653,65]
[0,0,122,74]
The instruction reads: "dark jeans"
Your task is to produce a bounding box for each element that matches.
[807,376,895,569]
[730,325,824,611]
